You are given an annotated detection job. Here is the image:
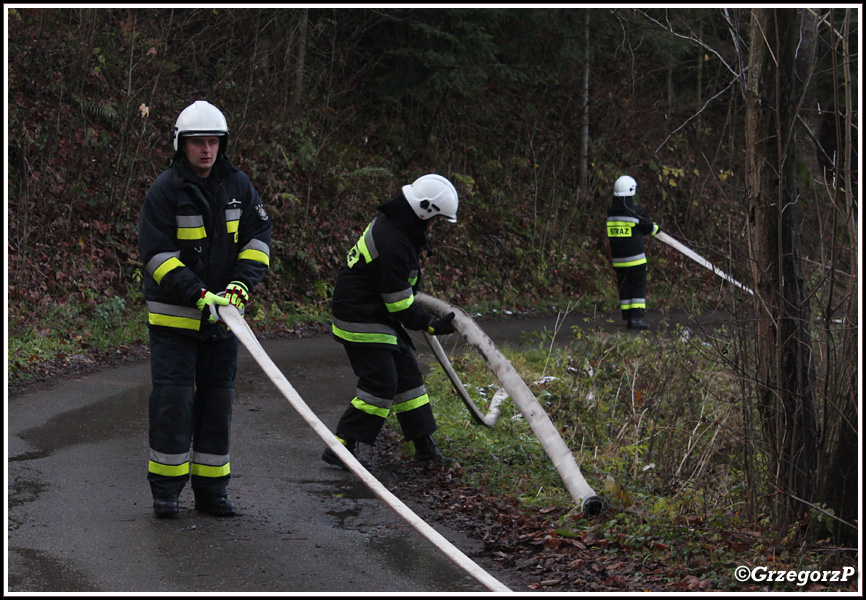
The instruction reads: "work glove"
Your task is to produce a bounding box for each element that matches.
[428,312,456,336]
[196,289,230,324]
[224,281,250,311]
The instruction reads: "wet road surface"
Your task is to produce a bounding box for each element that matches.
[6,309,728,593]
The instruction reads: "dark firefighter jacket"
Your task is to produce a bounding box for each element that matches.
[606,195,660,268]
[139,155,272,339]
[331,195,436,351]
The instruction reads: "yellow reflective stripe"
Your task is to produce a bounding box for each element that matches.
[149,312,202,331]
[331,322,398,346]
[612,257,647,268]
[607,221,634,237]
[351,396,390,418]
[393,392,430,414]
[383,289,415,313]
[238,248,270,266]
[620,299,647,310]
[357,229,372,263]
[177,226,206,240]
[191,462,231,478]
[226,220,239,234]
[153,257,185,284]
[148,460,190,477]
[386,296,414,312]
[651,223,660,235]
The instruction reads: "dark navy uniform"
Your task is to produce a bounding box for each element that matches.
[139,155,271,501]
[606,193,659,324]
[329,195,440,446]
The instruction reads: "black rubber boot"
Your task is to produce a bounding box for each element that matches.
[153,497,179,518]
[322,437,371,470]
[412,434,448,464]
[627,317,650,330]
[194,495,236,517]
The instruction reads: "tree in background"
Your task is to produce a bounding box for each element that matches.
[743,7,857,544]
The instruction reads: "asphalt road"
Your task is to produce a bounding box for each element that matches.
[6,309,725,594]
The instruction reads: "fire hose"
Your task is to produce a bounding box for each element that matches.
[217,303,512,593]
[416,294,605,516]
[655,231,753,295]
[422,332,505,427]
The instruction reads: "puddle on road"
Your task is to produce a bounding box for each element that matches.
[7,547,100,593]
[13,386,149,461]
[304,479,379,528]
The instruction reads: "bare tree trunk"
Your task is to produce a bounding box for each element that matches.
[743,7,820,533]
[812,8,859,547]
[289,7,309,119]
[577,9,590,194]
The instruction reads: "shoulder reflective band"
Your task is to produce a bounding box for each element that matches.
[347,219,378,268]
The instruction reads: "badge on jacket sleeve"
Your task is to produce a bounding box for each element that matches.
[256,204,269,221]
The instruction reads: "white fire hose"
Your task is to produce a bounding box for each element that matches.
[422,332,505,427]
[655,231,753,295]
[217,304,512,593]
[416,294,605,516]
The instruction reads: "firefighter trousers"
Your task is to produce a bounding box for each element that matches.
[147,327,238,500]
[615,263,648,321]
[335,340,436,446]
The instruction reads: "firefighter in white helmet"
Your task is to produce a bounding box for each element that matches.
[139,100,272,517]
[324,174,460,469]
[606,175,660,330]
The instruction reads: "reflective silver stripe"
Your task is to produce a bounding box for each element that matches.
[332,318,397,337]
[177,215,204,228]
[607,216,639,224]
[225,208,242,221]
[190,450,230,466]
[620,298,646,307]
[364,217,379,260]
[146,301,202,320]
[149,449,190,465]
[394,385,427,404]
[612,253,646,263]
[146,251,181,276]
[357,388,393,409]
[381,288,413,305]
[240,238,270,258]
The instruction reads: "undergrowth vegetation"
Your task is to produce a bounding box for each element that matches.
[418,322,857,590]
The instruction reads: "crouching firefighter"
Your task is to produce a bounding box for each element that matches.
[606,175,660,330]
[324,174,460,470]
[138,100,271,517]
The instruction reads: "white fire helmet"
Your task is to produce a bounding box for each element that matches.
[173,100,229,152]
[402,174,459,222]
[613,175,637,197]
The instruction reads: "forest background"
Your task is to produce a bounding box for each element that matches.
[5,5,860,583]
